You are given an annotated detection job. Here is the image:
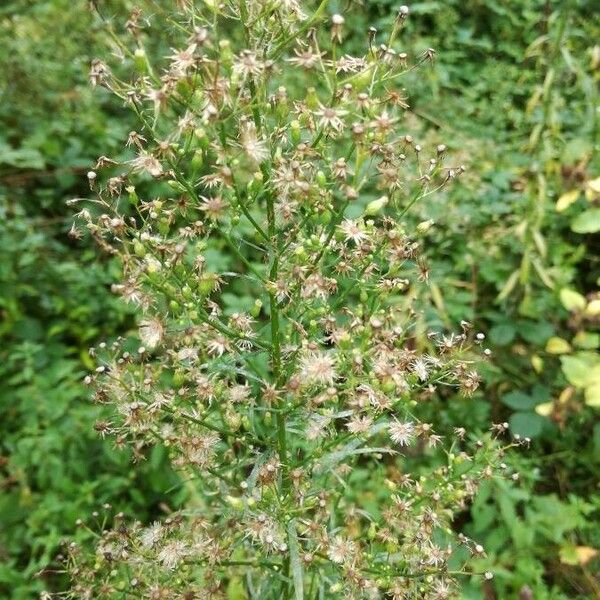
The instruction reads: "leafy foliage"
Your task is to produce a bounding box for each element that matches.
[0,0,598,598]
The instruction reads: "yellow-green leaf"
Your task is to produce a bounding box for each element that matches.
[559,288,586,312]
[497,270,520,301]
[556,189,579,212]
[571,208,600,233]
[586,176,600,194]
[560,544,599,566]
[545,337,572,354]
[584,383,600,408]
[531,355,544,373]
[573,331,600,349]
[535,401,554,416]
[585,299,600,317]
[560,354,600,388]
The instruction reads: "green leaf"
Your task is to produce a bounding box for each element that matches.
[560,354,600,388]
[489,323,515,346]
[593,424,600,455]
[509,412,545,438]
[559,545,580,566]
[287,520,303,600]
[563,138,593,165]
[571,208,600,233]
[573,331,600,349]
[227,577,248,600]
[519,321,554,345]
[501,391,538,410]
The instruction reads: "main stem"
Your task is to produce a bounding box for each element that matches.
[265,175,288,480]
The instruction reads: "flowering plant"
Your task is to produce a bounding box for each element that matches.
[63,2,522,598]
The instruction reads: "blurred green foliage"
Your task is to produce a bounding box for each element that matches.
[0,0,598,598]
[0,2,181,597]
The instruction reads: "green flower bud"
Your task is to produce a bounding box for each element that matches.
[306,87,319,110]
[168,180,187,193]
[133,48,148,74]
[225,411,242,431]
[194,128,210,149]
[191,149,204,171]
[416,219,434,234]
[133,240,146,257]
[173,369,186,387]
[319,210,332,225]
[127,186,139,205]
[381,378,396,393]
[225,495,244,510]
[198,273,217,296]
[353,69,372,91]
[316,170,327,188]
[219,39,233,66]
[290,120,302,145]
[158,218,170,236]
[248,171,264,194]
[364,195,389,216]
[294,245,307,260]
[250,299,263,318]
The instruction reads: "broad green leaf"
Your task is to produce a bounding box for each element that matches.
[563,138,593,164]
[509,412,545,438]
[501,391,538,410]
[571,208,600,233]
[519,321,554,345]
[489,323,515,346]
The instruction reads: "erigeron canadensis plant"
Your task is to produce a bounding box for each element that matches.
[60,2,524,599]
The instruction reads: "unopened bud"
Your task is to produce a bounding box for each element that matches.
[416,219,434,234]
[364,195,389,216]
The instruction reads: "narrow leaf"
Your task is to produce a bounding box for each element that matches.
[288,519,304,600]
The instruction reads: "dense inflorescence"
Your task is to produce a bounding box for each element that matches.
[58,2,523,598]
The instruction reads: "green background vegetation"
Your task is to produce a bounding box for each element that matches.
[1,1,598,598]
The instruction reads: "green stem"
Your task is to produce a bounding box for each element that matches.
[266,184,288,475]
